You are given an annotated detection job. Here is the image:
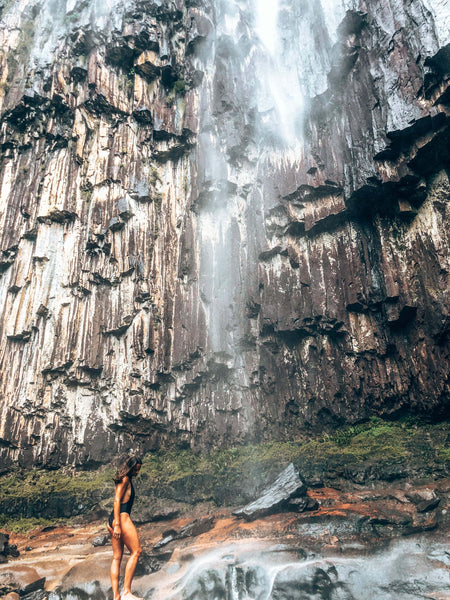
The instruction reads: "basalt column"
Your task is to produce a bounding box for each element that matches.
[0,0,449,470]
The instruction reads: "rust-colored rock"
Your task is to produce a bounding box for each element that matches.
[0,478,449,599]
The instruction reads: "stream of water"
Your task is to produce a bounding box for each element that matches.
[160,537,449,600]
[194,0,344,383]
[48,535,449,600]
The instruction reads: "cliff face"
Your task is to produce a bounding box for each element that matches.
[0,0,448,470]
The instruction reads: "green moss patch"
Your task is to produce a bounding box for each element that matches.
[138,417,448,505]
[0,466,115,528]
[1,418,448,531]
[0,515,57,534]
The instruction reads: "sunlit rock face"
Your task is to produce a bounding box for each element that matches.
[0,0,449,469]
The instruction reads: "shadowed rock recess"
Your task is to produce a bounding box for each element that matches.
[0,0,449,470]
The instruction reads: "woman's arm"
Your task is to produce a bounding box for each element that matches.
[112,476,128,538]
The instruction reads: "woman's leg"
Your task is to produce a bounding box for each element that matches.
[120,515,142,595]
[108,523,124,600]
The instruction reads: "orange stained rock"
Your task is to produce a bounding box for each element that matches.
[308,487,342,500]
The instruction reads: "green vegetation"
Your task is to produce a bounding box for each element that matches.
[131,417,449,504]
[141,417,449,487]
[80,181,93,202]
[126,68,135,93]
[149,166,161,186]
[0,515,57,534]
[166,79,187,107]
[173,79,186,95]
[1,465,115,502]
[0,466,115,532]
[0,418,448,532]
[152,192,163,210]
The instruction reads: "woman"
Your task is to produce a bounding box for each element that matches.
[107,455,143,600]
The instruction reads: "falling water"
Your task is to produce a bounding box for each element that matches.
[254,0,305,148]
[133,536,450,599]
[195,0,344,388]
[0,0,125,72]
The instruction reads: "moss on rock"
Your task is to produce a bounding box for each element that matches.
[0,418,448,531]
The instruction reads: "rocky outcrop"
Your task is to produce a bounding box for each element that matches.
[0,478,449,599]
[233,463,308,520]
[0,0,449,469]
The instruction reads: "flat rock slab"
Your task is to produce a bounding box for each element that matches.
[233,463,307,521]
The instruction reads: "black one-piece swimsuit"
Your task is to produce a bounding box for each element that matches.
[108,479,135,528]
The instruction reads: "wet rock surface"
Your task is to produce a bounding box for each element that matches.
[233,463,307,521]
[153,515,216,549]
[0,478,449,599]
[0,532,20,563]
[0,0,449,469]
[0,569,44,597]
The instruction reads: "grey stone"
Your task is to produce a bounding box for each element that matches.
[92,534,110,547]
[116,197,134,220]
[233,464,307,521]
[153,535,176,550]
[0,532,8,555]
[178,516,215,539]
[108,216,124,232]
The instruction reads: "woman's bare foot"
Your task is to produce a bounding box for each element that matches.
[122,592,143,600]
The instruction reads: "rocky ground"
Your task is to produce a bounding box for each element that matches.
[1,475,449,600]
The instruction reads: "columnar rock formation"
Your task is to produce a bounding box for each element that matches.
[0,0,448,470]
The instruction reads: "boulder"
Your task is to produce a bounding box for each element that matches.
[19,590,47,600]
[7,544,20,558]
[0,532,8,555]
[133,551,172,576]
[0,532,20,560]
[233,464,307,521]
[92,534,110,547]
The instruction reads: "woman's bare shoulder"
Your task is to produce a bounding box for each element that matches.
[115,475,130,490]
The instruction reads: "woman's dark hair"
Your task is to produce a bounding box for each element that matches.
[114,455,142,484]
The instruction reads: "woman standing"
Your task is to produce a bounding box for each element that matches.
[107,455,143,600]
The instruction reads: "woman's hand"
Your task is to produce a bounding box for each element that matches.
[113,524,121,539]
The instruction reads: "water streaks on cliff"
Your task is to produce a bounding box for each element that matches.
[0,0,449,468]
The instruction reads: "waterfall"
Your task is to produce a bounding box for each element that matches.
[131,537,450,599]
[0,0,448,465]
[194,0,342,392]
